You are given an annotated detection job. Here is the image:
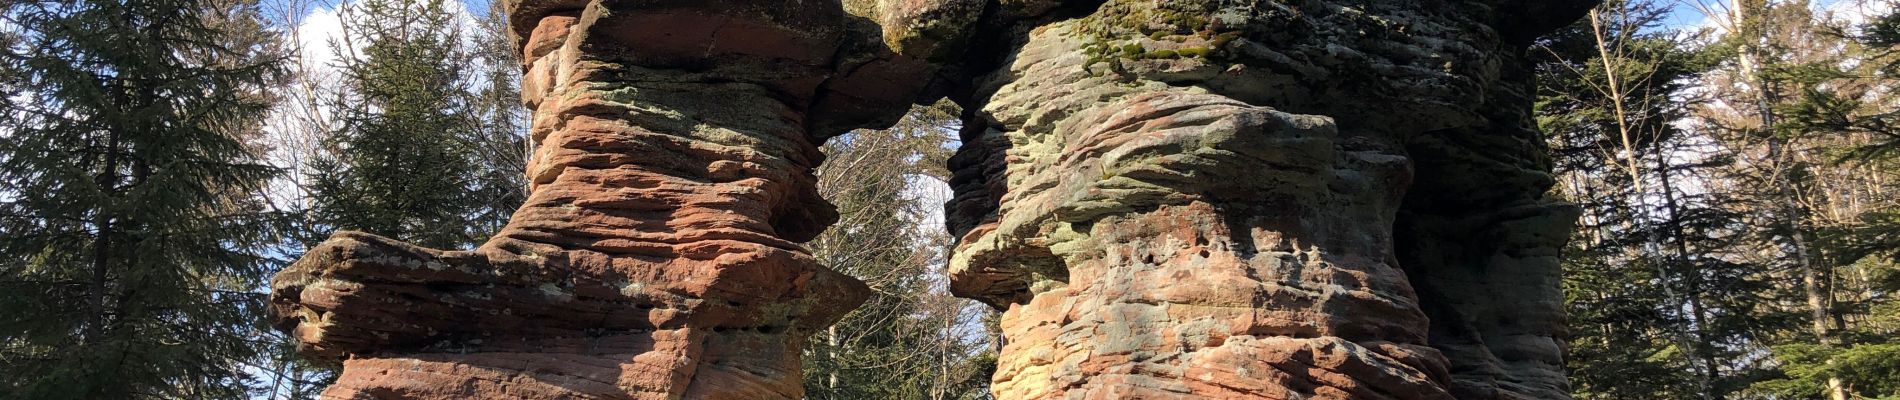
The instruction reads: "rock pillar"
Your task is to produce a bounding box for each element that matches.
[269,0,1594,399]
[939,1,1593,399]
[269,1,931,398]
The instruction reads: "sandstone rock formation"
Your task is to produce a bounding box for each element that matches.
[269,0,1593,399]
[934,1,1592,399]
[270,1,921,397]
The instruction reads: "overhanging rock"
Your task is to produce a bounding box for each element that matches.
[270,0,1593,398]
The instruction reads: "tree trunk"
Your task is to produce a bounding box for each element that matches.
[85,130,119,344]
[1657,140,1724,400]
[1731,2,1848,398]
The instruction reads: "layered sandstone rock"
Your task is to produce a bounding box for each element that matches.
[270,0,1592,399]
[936,1,1592,399]
[270,1,930,398]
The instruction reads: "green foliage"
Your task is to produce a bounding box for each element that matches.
[1544,1,1900,399]
[304,0,520,249]
[464,0,529,238]
[801,101,993,400]
[1833,210,1900,267]
[1729,2,1900,397]
[1562,253,1701,400]
[1750,343,1900,399]
[1536,1,1803,398]
[1827,6,1900,162]
[1860,9,1900,74]
[0,0,288,398]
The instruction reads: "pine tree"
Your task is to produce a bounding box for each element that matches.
[1536,1,1776,398]
[0,0,287,398]
[801,101,994,400]
[304,0,485,249]
[464,0,528,237]
[1686,1,1900,398]
[253,1,530,396]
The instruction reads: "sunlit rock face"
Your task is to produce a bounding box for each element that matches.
[267,0,1590,399]
[269,1,927,398]
[936,1,1591,399]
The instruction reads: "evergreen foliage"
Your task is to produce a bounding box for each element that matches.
[1538,1,1900,398]
[0,0,288,398]
[464,0,527,237]
[1536,2,1775,397]
[0,0,1895,398]
[800,101,995,400]
[302,0,506,249]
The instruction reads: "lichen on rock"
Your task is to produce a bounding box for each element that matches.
[269,0,1594,398]
[938,0,1592,399]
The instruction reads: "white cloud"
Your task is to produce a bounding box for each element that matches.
[289,0,482,78]
[294,6,347,74]
[1822,0,1894,30]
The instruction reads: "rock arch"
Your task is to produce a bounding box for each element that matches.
[270,1,1593,398]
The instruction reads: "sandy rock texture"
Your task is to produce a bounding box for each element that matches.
[271,0,932,398]
[268,0,1592,399]
[929,1,1591,399]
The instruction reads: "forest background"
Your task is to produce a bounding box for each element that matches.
[0,0,1896,399]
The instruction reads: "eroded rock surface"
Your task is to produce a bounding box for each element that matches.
[270,0,1592,399]
[935,1,1591,399]
[271,1,928,398]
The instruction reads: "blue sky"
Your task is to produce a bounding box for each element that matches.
[276,0,1881,37]
[1662,0,1719,28]
[1658,0,1894,32]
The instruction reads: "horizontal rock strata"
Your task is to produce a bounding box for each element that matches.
[271,0,934,398]
[270,0,1593,398]
[937,1,1592,399]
